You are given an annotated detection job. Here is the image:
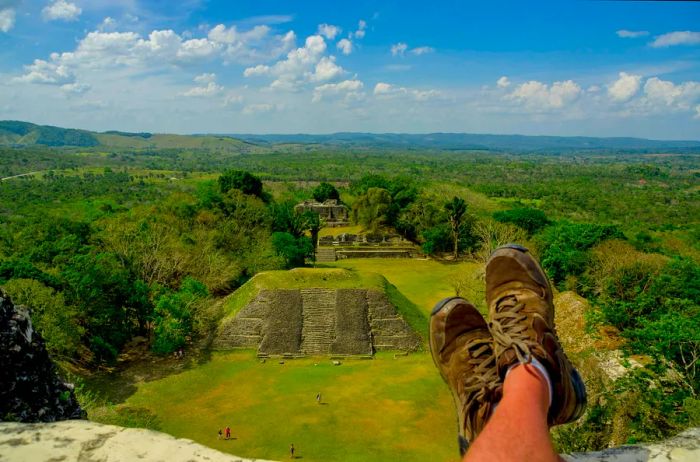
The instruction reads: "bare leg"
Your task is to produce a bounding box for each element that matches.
[464,364,559,462]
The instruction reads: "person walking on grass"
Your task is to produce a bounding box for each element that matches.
[225,426,231,440]
[289,443,295,458]
[316,392,322,404]
[217,429,222,440]
[430,244,587,461]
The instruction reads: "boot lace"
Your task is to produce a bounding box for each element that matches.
[460,336,500,418]
[488,295,541,365]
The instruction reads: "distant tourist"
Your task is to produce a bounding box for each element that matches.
[290,443,295,458]
[225,426,231,440]
[217,429,222,439]
[316,392,322,404]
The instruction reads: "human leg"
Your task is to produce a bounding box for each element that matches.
[464,363,558,462]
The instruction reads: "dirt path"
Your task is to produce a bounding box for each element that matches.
[0,171,41,181]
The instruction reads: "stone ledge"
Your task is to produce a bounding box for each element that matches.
[0,420,276,462]
[563,427,700,462]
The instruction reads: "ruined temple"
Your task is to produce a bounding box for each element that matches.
[295,199,349,227]
[214,288,422,356]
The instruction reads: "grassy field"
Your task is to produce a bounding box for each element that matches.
[325,258,485,314]
[95,351,459,462]
[89,258,485,461]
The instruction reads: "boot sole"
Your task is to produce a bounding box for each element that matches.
[429,296,481,457]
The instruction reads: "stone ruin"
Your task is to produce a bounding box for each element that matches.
[0,289,85,423]
[295,199,349,227]
[316,232,419,262]
[213,288,422,356]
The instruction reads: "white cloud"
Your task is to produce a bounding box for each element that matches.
[311,56,343,82]
[337,38,352,55]
[587,85,601,93]
[182,81,223,97]
[61,82,90,95]
[182,73,223,97]
[42,1,82,22]
[616,30,648,39]
[99,17,116,31]
[410,46,434,56]
[642,77,700,110]
[608,72,642,102]
[243,64,270,77]
[317,24,341,40]
[507,80,582,109]
[243,103,274,114]
[373,82,440,101]
[351,20,367,39]
[650,31,700,48]
[15,58,75,84]
[0,7,15,33]
[244,34,345,90]
[391,42,408,57]
[14,23,296,88]
[694,105,700,120]
[194,73,216,84]
[312,79,364,102]
[497,76,510,88]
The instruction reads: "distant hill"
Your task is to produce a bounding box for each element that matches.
[2,120,699,153]
[0,121,99,147]
[231,132,700,153]
[0,121,253,152]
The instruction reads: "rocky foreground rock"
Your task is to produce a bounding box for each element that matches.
[0,420,698,462]
[0,420,274,462]
[0,289,84,422]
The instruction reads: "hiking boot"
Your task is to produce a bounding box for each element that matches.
[486,244,586,426]
[430,297,502,456]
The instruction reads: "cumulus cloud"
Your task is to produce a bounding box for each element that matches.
[311,56,344,82]
[608,72,642,102]
[351,19,367,39]
[616,30,648,39]
[337,38,352,55]
[410,46,434,56]
[497,76,510,88]
[0,7,15,33]
[42,1,82,22]
[374,82,440,101]
[391,42,408,57]
[507,80,581,110]
[642,77,700,110]
[244,34,346,90]
[182,73,223,97]
[60,82,90,95]
[695,105,700,120]
[312,79,364,102]
[317,24,341,40]
[14,23,296,88]
[650,31,700,48]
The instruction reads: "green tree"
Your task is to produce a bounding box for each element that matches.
[445,197,467,259]
[353,187,392,233]
[152,277,208,354]
[218,170,264,199]
[1,278,84,359]
[312,182,340,203]
[493,208,551,235]
[271,232,313,268]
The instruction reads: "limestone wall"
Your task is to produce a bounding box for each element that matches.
[214,288,421,356]
[0,420,273,462]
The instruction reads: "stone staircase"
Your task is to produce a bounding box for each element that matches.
[300,288,337,354]
[315,247,336,262]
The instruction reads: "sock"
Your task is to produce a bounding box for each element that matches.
[506,357,553,408]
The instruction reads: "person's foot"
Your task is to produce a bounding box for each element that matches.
[486,244,586,426]
[430,297,502,456]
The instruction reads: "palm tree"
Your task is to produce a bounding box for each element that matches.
[445,197,467,259]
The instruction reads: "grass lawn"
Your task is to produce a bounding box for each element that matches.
[98,351,460,462]
[324,258,486,314]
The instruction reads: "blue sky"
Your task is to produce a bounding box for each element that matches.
[0,0,699,138]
